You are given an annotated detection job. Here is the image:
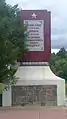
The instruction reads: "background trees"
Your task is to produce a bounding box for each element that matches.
[0,0,27,86]
[49,47,67,82]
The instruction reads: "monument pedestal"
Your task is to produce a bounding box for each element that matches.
[2,10,65,107]
[2,63,65,107]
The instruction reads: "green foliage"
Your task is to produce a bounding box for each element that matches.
[57,47,66,58]
[0,83,4,94]
[49,47,67,82]
[0,0,27,86]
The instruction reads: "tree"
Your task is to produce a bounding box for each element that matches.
[57,47,66,58]
[49,47,67,82]
[0,0,27,87]
[53,59,67,79]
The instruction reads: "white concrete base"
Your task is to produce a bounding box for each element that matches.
[2,65,65,106]
[2,87,11,107]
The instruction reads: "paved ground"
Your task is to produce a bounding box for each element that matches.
[0,107,67,119]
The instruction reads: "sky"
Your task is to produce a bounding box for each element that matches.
[6,0,67,50]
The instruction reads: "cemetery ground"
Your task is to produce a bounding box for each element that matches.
[0,106,67,119]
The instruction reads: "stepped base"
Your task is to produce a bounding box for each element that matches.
[2,65,65,107]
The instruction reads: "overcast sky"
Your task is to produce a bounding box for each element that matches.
[6,0,67,49]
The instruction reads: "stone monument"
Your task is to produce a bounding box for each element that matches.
[2,10,65,107]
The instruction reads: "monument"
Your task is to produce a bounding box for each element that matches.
[2,10,65,107]
[20,10,51,62]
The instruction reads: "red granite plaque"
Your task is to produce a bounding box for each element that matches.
[20,10,51,62]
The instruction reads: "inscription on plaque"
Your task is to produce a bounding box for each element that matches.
[12,85,57,106]
[24,20,44,51]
